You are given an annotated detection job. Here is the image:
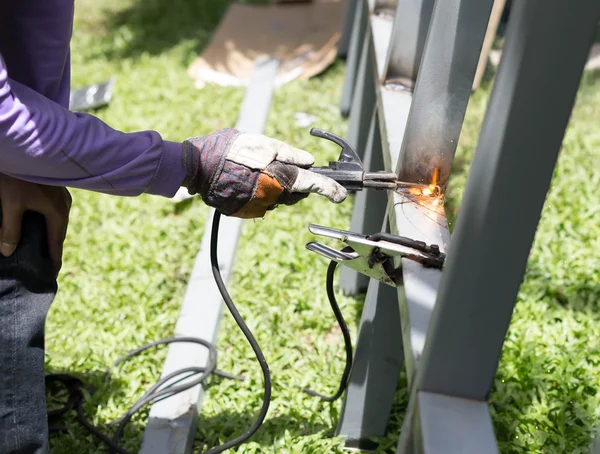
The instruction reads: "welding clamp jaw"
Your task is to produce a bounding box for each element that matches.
[306,225,446,286]
[308,128,398,191]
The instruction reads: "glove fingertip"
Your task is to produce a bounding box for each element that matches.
[290,149,315,167]
[331,187,348,204]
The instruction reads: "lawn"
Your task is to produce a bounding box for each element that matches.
[46,0,600,453]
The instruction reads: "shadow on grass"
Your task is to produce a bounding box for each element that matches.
[194,407,335,452]
[47,366,342,453]
[46,366,146,454]
[98,0,269,62]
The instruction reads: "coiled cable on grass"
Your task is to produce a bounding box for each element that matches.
[47,211,353,453]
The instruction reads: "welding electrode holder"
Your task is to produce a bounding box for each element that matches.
[308,128,398,191]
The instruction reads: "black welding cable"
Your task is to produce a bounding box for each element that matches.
[202,210,273,454]
[301,258,353,402]
[47,211,353,453]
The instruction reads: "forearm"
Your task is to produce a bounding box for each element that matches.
[0,59,186,198]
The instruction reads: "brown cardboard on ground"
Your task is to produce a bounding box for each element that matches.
[187,0,346,88]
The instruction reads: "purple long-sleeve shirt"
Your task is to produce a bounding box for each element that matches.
[0,0,186,197]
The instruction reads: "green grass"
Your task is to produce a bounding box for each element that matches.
[46,0,600,453]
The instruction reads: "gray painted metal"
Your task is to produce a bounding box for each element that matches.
[415,0,600,401]
[139,58,279,454]
[369,12,411,171]
[338,0,360,58]
[382,0,435,85]
[340,109,388,295]
[341,0,368,117]
[338,0,598,451]
[395,0,494,191]
[388,192,450,385]
[416,392,498,454]
[346,29,377,158]
[336,237,405,446]
[364,0,451,386]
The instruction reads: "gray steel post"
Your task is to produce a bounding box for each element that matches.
[340,108,388,295]
[341,0,368,117]
[347,31,377,158]
[394,0,495,191]
[382,0,436,87]
[415,0,600,401]
[338,0,360,58]
[395,1,599,453]
[336,223,405,450]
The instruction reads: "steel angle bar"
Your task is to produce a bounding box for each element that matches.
[338,0,360,58]
[341,0,369,116]
[362,0,435,386]
[378,88,412,171]
[336,256,405,449]
[340,109,388,295]
[382,0,436,87]
[414,0,600,401]
[368,6,412,171]
[395,0,495,191]
[346,27,377,157]
[388,192,450,386]
[139,58,279,454]
[416,392,498,454]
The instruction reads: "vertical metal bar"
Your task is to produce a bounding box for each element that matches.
[338,0,360,58]
[336,224,405,450]
[394,0,495,191]
[140,58,280,454]
[340,108,387,295]
[341,0,368,116]
[347,29,377,157]
[414,0,600,401]
[388,192,450,386]
[382,0,436,86]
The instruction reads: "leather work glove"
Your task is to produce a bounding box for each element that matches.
[182,129,347,218]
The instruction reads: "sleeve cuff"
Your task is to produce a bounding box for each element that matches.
[146,140,186,198]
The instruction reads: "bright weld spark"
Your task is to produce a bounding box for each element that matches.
[397,168,442,198]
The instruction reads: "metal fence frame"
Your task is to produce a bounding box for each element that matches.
[336,0,600,452]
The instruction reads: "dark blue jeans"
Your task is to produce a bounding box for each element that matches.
[0,207,56,454]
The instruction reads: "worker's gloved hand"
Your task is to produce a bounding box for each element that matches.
[182,129,347,218]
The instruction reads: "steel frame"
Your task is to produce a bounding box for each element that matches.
[336,0,599,453]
